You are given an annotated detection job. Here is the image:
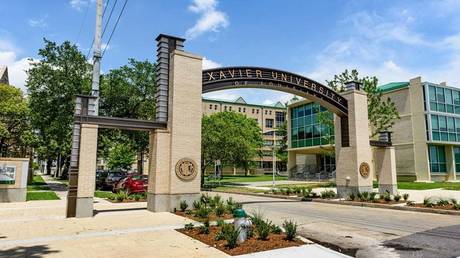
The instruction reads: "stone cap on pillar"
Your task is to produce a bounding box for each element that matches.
[345,81,362,91]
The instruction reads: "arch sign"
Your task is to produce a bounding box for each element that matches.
[202,67,348,117]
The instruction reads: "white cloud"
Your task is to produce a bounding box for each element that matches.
[28,16,47,28]
[70,0,92,11]
[186,0,229,39]
[203,90,239,101]
[0,39,31,92]
[202,57,221,69]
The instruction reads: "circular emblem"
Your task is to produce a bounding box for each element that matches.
[175,158,197,181]
[359,162,370,178]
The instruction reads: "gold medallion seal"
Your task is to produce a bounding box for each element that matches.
[175,158,197,181]
[359,162,370,178]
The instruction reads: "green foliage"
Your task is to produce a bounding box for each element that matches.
[275,121,288,164]
[437,198,449,206]
[216,219,225,227]
[215,202,226,217]
[423,197,434,207]
[283,220,298,241]
[394,194,402,202]
[199,220,210,234]
[0,84,32,157]
[383,192,392,202]
[320,190,336,199]
[195,205,211,218]
[115,190,129,202]
[255,220,271,240]
[184,223,194,230]
[403,193,410,201]
[200,193,210,206]
[192,200,201,210]
[450,198,457,205]
[454,204,460,210]
[348,192,356,201]
[270,224,282,234]
[369,192,378,202]
[180,200,188,212]
[249,210,265,227]
[107,143,136,171]
[223,224,240,249]
[202,111,263,175]
[359,192,370,201]
[27,39,91,172]
[26,191,60,201]
[326,69,400,136]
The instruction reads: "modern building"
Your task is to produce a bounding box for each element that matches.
[202,96,287,175]
[287,77,460,182]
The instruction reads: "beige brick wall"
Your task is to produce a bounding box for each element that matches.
[77,124,98,198]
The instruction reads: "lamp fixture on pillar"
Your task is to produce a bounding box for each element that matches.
[345,81,362,91]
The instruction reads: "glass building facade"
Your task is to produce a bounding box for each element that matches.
[290,102,334,148]
[426,84,460,174]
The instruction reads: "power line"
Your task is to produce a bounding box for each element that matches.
[102,0,128,57]
[75,1,90,43]
[101,0,118,38]
[86,0,112,59]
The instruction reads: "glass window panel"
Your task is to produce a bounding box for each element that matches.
[439,116,447,131]
[456,106,460,114]
[432,132,440,141]
[449,133,456,142]
[430,102,437,111]
[441,132,449,141]
[438,104,446,112]
[456,118,460,132]
[313,138,320,145]
[438,146,446,161]
[448,117,455,132]
[437,87,445,103]
[312,125,320,137]
[305,105,312,116]
[447,105,454,113]
[305,126,312,138]
[454,91,460,105]
[429,86,436,101]
[305,115,312,125]
[306,139,312,147]
[298,127,305,140]
[431,115,439,130]
[446,89,453,104]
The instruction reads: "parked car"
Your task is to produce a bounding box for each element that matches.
[95,170,109,188]
[123,174,148,194]
[112,176,128,193]
[103,171,127,190]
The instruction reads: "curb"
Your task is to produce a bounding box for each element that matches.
[207,190,460,216]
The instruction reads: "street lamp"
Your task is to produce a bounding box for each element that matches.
[271,130,277,189]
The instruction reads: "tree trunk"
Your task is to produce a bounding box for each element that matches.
[27,149,34,184]
[138,150,144,174]
[46,158,52,175]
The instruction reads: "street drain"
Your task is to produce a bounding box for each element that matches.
[384,243,423,251]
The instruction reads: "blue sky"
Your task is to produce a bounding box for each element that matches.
[1,0,460,105]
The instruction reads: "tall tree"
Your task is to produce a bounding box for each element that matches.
[202,111,263,180]
[26,39,91,176]
[98,58,156,173]
[0,84,31,157]
[326,69,400,136]
[275,120,288,169]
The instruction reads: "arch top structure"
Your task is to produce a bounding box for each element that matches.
[202,66,348,117]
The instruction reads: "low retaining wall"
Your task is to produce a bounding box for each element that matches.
[0,158,29,202]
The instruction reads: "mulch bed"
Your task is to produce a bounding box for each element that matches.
[174,211,233,222]
[413,203,460,210]
[177,226,304,256]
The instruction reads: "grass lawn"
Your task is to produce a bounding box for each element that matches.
[372,181,460,190]
[211,186,266,194]
[206,175,287,183]
[266,182,336,189]
[94,190,114,199]
[27,175,51,191]
[26,191,60,201]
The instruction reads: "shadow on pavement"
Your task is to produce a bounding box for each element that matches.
[93,207,146,215]
[0,245,59,258]
[382,224,460,257]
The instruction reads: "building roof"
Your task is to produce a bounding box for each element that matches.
[378,82,409,92]
[0,66,9,85]
[203,96,285,109]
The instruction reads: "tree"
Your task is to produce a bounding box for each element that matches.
[202,111,263,180]
[326,69,400,137]
[275,121,288,169]
[0,84,32,157]
[27,39,91,176]
[107,143,136,171]
[98,58,156,173]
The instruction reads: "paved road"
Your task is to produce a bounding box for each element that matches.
[210,192,460,258]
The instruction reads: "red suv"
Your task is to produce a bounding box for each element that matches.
[124,174,148,194]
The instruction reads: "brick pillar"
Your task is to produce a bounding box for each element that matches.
[75,123,98,217]
[375,147,398,195]
[446,145,457,182]
[335,84,373,197]
[147,50,202,212]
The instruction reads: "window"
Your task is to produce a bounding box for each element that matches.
[265,119,274,128]
[243,108,246,113]
[252,109,254,114]
[214,105,218,110]
[429,145,446,173]
[224,106,227,111]
[269,111,272,115]
[238,107,241,112]
[257,109,259,114]
[428,85,460,114]
[209,104,212,109]
[454,147,460,172]
[265,110,267,115]
[229,106,232,111]
[290,102,334,148]
[430,114,460,143]
[264,140,273,146]
[275,111,285,128]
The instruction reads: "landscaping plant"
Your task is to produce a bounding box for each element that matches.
[184,223,194,230]
[394,194,401,202]
[215,202,226,217]
[403,193,410,201]
[383,191,392,202]
[223,224,240,249]
[283,220,298,241]
[320,190,336,199]
[437,198,449,206]
[454,204,460,210]
[249,210,265,227]
[369,192,377,202]
[115,190,129,202]
[199,220,210,234]
[423,197,434,207]
[195,205,211,218]
[451,198,458,205]
[348,192,356,201]
[179,200,188,212]
[256,220,271,240]
[192,200,201,209]
[270,224,282,234]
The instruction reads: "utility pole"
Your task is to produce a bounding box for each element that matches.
[91,0,103,115]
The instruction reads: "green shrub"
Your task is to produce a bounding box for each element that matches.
[320,190,336,199]
[192,200,201,210]
[280,188,286,195]
[270,224,282,234]
[406,201,415,206]
[200,193,210,206]
[283,220,297,241]
[285,188,292,195]
[454,204,460,210]
[199,220,210,234]
[423,197,434,207]
[250,210,265,227]
[115,190,128,202]
[438,198,449,206]
[209,195,222,208]
[195,205,211,218]
[226,197,235,207]
[215,230,225,241]
[133,194,142,201]
[180,200,188,212]
[369,192,377,202]
[451,198,458,205]
[256,220,271,240]
[348,192,356,201]
[394,194,401,202]
[383,192,392,202]
[304,188,312,197]
[216,219,225,227]
[185,223,194,230]
[360,192,370,201]
[403,193,410,201]
[223,224,240,249]
[215,203,225,217]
